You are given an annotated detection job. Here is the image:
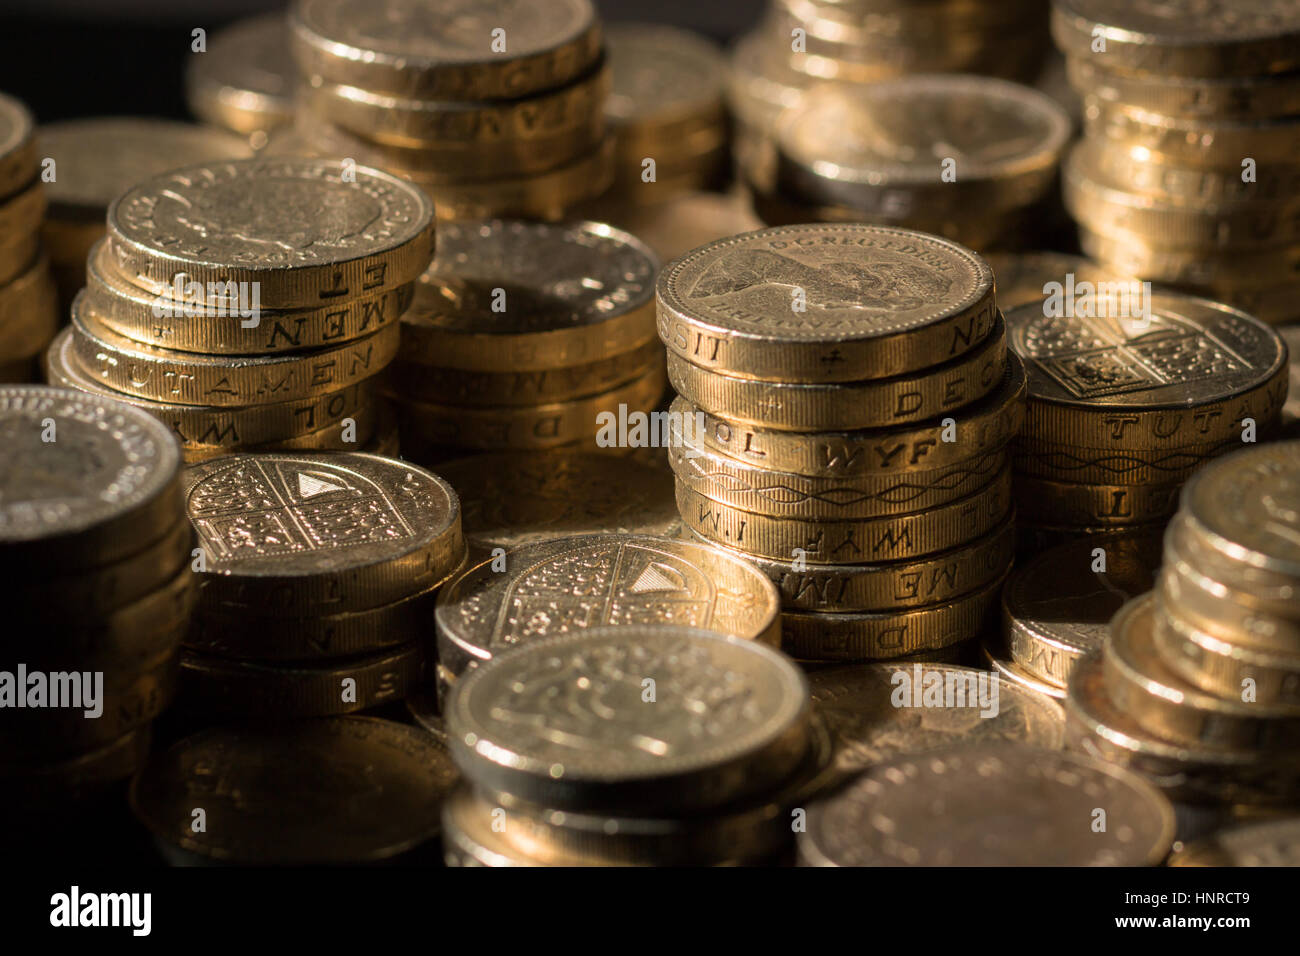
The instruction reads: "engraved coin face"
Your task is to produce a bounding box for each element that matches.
[446,626,810,811]
[436,451,677,551]
[604,24,725,125]
[130,717,458,863]
[801,745,1175,866]
[809,664,1064,777]
[435,533,782,675]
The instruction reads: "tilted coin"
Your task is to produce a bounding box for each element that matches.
[1170,818,1300,866]
[435,451,678,553]
[1013,474,1182,526]
[184,451,463,613]
[0,92,37,200]
[435,533,782,677]
[984,251,1141,311]
[666,323,1007,431]
[1154,609,1300,714]
[399,219,657,371]
[106,157,436,307]
[288,0,603,101]
[445,626,811,814]
[1004,531,1161,687]
[668,354,1025,477]
[799,744,1174,866]
[1006,294,1288,448]
[656,224,997,382]
[36,118,253,223]
[184,14,297,138]
[0,385,183,569]
[130,717,457,863]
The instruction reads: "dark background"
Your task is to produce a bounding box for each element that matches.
[0,1,763,123]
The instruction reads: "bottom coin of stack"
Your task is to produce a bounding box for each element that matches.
[175,452,466,720]
[2,386,194,829]
[441,626,824,866]
[1066,442,1300,810]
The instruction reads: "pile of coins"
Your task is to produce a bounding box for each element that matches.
[0,93,57,383]
[178,452,466,720]
[3,386,194,824]
[1067,442,1300,811]
[286,0,614,222]
[1054,0,1300,323]
[441,626,824,866]
[385,219,664,462]
[1005,288,1288,546]
[184,13,297,146]
[45,156,435,461]
[657,224,1021,663]
[744,75,1072,252]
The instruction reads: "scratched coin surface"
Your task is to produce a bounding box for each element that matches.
[656,224,997,382]
[435,532,782,677]
[183,452,463,612]
[130,717,458,863]
[809,663,1064,780]
[799,745,1175,866]
[435,451,678,552]
[445,626,811,813]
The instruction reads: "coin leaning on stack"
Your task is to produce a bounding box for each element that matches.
[184,13,297,147]
[178,451,465,720]
[442,626,825,866]
[0,93,56,384]
[1066,442,1300,810]
[657,224,1022,663]
[1005,289,1288,549]
[1,386,194,828]
[385,218,664,462]
[43,156,435,461]
[285,0,614,222]
[1054,0,1300,323]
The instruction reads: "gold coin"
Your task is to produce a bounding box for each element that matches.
[677,466,1011,564]
[0,253,57,363]
[1079,224,1300,289]
[0,179,46,238]
[1083,98,1300,168]
[1013,473,1182,526]
[6,727,152,810]
[435,533,782,678]
[1153,609,1300,714]
[184,13,296,138]
[178,399,381,462]
[982,636,1068,700]
[656,223,998,382]
[1011,433,1247,483]
[0,91,37,200]
[1169,818,1300,866]
[0,227,40,287]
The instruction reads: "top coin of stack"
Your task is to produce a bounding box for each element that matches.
[45,156,435,462]
[1066,441,1300,808]
[658,223,1022,663]
[1054,0,1300,323]
[184,13,297,147]
[287,0,614,222]
[0,93,55,384]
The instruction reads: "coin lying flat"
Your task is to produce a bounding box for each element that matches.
[799,744,1175,866]
[1169,817,1300,866]
[130,717,458,864]
[184,452,463,613]
[656,224,997,382]
[445,626,810,814]
[185,14,296,138]
[435,533,782,677]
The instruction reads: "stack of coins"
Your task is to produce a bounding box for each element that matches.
[178,452,466,720]
[286,0,614,222]
[386,219,664,462]
[657,224,1022,664]
[0,94,56,383]
[184,13,297,147]
[44,156,435,462]
[1067,442,1300,810]
[442,626,825,866]
[1054,1,1300,324]
[1005,290,1288,548]
[744,76,1072,252]
[2,386,195,822]
[36,118,253,305]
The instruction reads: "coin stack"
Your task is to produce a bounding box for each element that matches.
[1054,1,1300,324]
[744,75,1072,252]
[177,451,466,720]
[184,13,297,148]
[2,386,195,823]
[1066,441,1300,810]
[441,626,826,866]
[385,218,664,463]
[44,156,435,462]
[1005,289,1289,549]
[658,224,1022,664]
[0,93,57,384]
[285,0,614,222]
